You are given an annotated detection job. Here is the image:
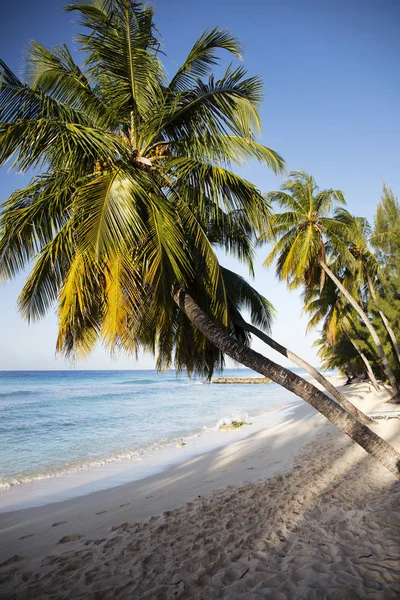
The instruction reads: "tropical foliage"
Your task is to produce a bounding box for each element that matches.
[0,0,283,377]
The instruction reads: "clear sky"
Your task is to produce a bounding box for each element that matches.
[0,0,399,370]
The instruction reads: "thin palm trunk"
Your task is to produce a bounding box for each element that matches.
[174,288,400,478]
[367,275,400,364]
[233,316,374,425]
[342,329,380,391]
[320,261,399,394]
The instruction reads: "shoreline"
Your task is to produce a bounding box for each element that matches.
[0,369,308,494]
[1,379,399,598]
[0,398,299,511]
[0,372,327,496]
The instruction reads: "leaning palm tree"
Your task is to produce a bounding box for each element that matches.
[1,0,400,477]
[263,171,399,394]
[343,329,381,391]
[174,289,400,476]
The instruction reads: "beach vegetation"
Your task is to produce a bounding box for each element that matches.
[262,171,399,395]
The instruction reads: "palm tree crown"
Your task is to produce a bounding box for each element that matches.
[262,170,354,289]
[0,0,283,375]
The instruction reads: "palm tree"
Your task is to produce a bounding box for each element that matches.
[0,0,283,374]
[373,184,400,268]
[1,0,399,477]
[343,331,381,390]
[263,171,399,394]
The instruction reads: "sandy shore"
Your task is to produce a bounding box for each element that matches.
[0,378,399,599]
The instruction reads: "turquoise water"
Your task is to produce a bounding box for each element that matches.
[0,368,322,488]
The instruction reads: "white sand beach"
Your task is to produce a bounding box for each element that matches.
[0,378,399,599]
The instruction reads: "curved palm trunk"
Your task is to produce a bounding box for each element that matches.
[234,316,374,425]
[174,289,400,478]
[342,330,380,391]
[320,261,399,395]
[367,275,400,364]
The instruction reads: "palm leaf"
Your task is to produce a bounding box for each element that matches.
[168,27,242,92]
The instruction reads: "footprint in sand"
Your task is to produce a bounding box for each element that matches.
[51,521,68,527]
[18,534,35,540]
[0,555,25,566]
[95,511,108,515]
[58,535,83,544]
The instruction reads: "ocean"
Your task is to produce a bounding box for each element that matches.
[0,368,326,490]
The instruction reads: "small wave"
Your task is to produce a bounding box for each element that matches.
[0,390,35,399]
[0,453,143,489]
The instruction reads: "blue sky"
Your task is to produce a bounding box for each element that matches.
[0,0,399,370]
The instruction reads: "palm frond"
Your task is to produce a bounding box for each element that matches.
[146,65,263,145]
[18,224,74,322]
[168,27,242,92]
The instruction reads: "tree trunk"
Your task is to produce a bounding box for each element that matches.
[367,274,400,365]
[174,289,400,479]
[343,330,381,391]
[234,316,374,425]
[320,261,399,395]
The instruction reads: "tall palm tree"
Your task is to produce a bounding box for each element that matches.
[0,0,283,374]
[373,184,400,268]
[263,171,399,394]
[1,0,399,476]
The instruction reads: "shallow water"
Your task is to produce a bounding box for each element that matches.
[0,368,331,487]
